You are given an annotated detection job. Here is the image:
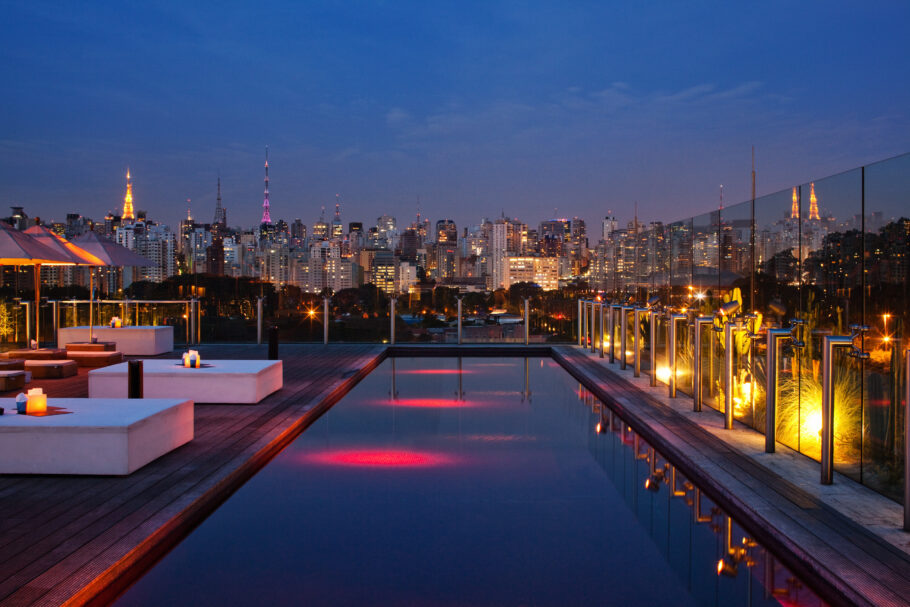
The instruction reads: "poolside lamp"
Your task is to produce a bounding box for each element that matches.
[26,387,47,414]
[717,300,740,317]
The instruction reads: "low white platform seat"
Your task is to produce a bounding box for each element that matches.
[0,398,193,475]
[88,359,283,404]
[0,371,26,391]
[25,359,78,379]
[58,326,174,356]
[68,351,124,368]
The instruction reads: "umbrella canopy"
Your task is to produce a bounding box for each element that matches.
[72,231,155,267]
[0,220,73,265]
[23,225,105,266]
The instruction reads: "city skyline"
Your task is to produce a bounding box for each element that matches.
[2,2,909,231]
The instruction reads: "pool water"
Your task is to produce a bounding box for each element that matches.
[116,357,820,606]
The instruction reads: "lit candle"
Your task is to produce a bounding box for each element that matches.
[26,388,47,414]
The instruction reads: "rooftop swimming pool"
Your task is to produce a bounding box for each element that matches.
[116,357,822,606]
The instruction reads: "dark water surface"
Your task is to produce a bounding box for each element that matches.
[116,357,819,606]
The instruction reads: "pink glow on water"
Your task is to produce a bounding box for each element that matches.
[375,398,480,408]
[397,369,474,375]
[304,449,455,468]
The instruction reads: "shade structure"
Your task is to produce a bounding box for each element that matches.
[72,231,155,267]
[72,231,155,342]
[23,225,105,266]
[24,225,106,346]
[0,221,74,347]
[0,221,71,265]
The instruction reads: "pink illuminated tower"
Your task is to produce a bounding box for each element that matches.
[261,146,272,224]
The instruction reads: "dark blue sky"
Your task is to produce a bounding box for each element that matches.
[2,1,908,232]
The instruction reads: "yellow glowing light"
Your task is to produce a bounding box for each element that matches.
[595,422,602,433]
[805,411,823,437]
[696,292,705,300]
[740,382,752,401]
[655,366,672,384]
[883,336,891,343]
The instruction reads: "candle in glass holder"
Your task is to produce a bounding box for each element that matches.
[26,388,47,414]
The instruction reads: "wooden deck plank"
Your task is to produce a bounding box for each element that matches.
[0,344,385,606]
[552,346,910,607]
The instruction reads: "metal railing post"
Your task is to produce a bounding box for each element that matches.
[765,329,791,453]
[633,308,645,377]
[582,300,588,349]
[649,310,659,386]
[668,313,686,398]
[693,317,713,412]
[590,301,596,353]
[821,335,854,484]
[523,298,530,346]
[390,297,397,345]
[323,296,330,345]
[599,303,605,358]
[577,299,583,346]
[609,304,620,363]
[457,297,463,345]
[620,306,632,369]
[196,299,201,344]
[256,296,263,345]
[722,319,743,429]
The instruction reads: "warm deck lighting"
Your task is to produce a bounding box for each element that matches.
[716,558,738,577]
[655,366,672,384]
[805,411,823,437]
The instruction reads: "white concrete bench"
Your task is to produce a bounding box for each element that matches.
[0,398,193,475]
[88,359,283,404]
[58,326,174,356]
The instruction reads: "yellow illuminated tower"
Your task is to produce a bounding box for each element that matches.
[123,169,135,221]
[791,187,799,219]
[808,182,820,220]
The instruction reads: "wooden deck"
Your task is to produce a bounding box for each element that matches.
[552,345,910,607]
[0,344,386,607]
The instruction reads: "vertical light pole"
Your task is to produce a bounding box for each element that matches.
[390,297,397,344]
[457,297,463,345]
[523,297,530,346]
[609,304,620,363]
[904,348,910,531]
[256,296,263,345]
[599,302,605,358]
[322,295,330,345]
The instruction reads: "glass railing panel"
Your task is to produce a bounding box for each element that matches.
[669,218,694,309]
[692,210,721,311]
[862,152,910,500]
[754,188,801,320]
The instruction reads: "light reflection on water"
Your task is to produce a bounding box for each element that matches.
[116,357,822,607]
